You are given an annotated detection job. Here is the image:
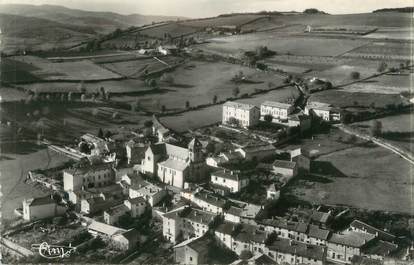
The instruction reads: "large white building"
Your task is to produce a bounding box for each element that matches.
[210,169,249,194]
[222,101,260,128]
[261,101,294,121]
[63,163,115,192]
[141,138,206,189]
[22,195,66,221]
[305,101,341,122]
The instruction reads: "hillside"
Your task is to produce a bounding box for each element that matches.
[0,4,186,33]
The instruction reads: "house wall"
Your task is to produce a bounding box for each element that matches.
[273,166,297,180]
[158,165,187,188]
[175,246,200,265]
[211,175,248,193]
[327,242,360,264]
[23,202,66,221]
[224,213,241,223]
[267,249,324,265]
[261,105,293,120]
[125,201,146,218]
[141,149,162,175]
[215,231,233,250]
[63,168,115,192]
[163,216,181,244]
[222,105,260,128]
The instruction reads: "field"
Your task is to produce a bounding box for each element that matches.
[0,86,28,102]
[287,130,412,214]
[363,27,413,40]
[111,60,288,112]
[19,79,151,94]
[138,22,199,38]
[160,86,299,132]
[343,41,411,61]
[308,90,407,109]
[101,56,183,78]
[351,113,414,153]
[179,14,265,28]
[9,56,122,82]
[200,33,369,57]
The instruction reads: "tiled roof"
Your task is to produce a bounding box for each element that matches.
[235,224,267,243]
[127,197,146,205]
[310,210,331,224]
[64,162,114,176]
[88,221,126,236]
[262,101,292,109]
[268,238,325,260]
[351,255,382,265]
[165,143,189,161]
[329,231,375,248]
[224,101,258,111]
[350,220,395,242]
[117,228,138,241]
[215,221,238,235]
[158,158,189,171]
[105,204,129,216]
[194,191,227,208]
[272,160,296,169]
[184,208,215,225]
[81,133,105,143]
[362,240,398,257]
[258,218,308,233]
[238,144,276,154]
[212,170,247,181]
[26,196,56,207]
[307,224,330,240]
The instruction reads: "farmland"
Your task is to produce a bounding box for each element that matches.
[138,22,200,39]
[179,14,266,28]
[363,27,413,40]
[287,130,412,214]
[199,34,369,57]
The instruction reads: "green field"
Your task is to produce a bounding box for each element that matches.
[287,130,412,214]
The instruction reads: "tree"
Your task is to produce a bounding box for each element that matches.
[377,61,387,73]
[227,117,239,127]
[370,120,382,137]
[161,105,166,112]
[148,79,158,89]
[213,95,218,104]
[264,114,273,123]
[98,128,104,139]
[185,101,190,109]
[323,81,333,90]
[350,71,360,80]
[232,87,240,97]
[79,142,91,154]
[104,130,112,139]
[144,120,153,128]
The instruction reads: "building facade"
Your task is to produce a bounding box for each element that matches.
[222,101,260,128]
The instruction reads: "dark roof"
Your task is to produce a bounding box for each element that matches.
[212,169,247,181]
[105,204,129,216]
[235,224,267,244]
[64,162,114,176]
[128,197,146,204]
[351,255,382,265]
[307,224,330,240]
[118,228,138,241]
[148,143,166,155]
[215,221,238,235]
[252,254,277,265]
[194,191,226,208]
[328,231,375,248]
[226,206,244,216]
[239,144,276,154]
[272,160,296,169]
[268,238,326,260]
[183,208,215,225]
[350,220,396,242]
[310,210,331,224]
[259,218,308,233]
[362,240,398,257]
[27,195,55,206]
[187,236,211,256]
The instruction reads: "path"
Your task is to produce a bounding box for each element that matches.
[335,124,414,166]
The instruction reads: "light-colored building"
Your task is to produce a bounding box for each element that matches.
[261,101,294,121]
[224,202,262,224]
[79,133,109,156]
[81,196,117,215]
[327,231,376,264]
[22,195,66,221]
[104,204,129,225]
[129,181,166,207]
[272,160,298,181]
[125,140,147,165]
[347,220,396,242]
[183,190,227,214]
[211,170,249,194]
[103,197,146,225]
[222,101,260,128]
[141,138,206,189]
[258,218,308,243]
[162,207,215,244]
[173,236,210,265]
[305,101,341,122]
[235,144,276,161]
[63,163,115,192]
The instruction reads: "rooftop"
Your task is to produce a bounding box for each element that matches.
[350,220,396,242]
[238,144,276,154]
[127,196,146,205]
[64,162,114,176]
[132,181,163,196]
[362,240,398,257]
[329,231,376,248]
[259,218,308,233]
[262,101,293,109]
[212,169,247,181]
[26,195,56,207]
[224,101,258,111]
[272,160,297,169]
[81,133,106,144]
[307,224,330,240]
[88,220,126,236]
[194,191,227,208]
[268,238,325,260]
[105,204,129,216]
[158,158,189,171]
[310,210,331,224]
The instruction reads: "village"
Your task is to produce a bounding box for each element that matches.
[1,93,411,265]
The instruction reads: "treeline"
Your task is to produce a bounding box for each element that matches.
[373,7,414,13]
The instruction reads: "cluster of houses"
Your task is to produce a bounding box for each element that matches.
[222,99,341,130]
[17,103,407,264]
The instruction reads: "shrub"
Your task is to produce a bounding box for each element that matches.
[350,71,360,80]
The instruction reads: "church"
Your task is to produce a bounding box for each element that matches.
[140,138,206,188]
